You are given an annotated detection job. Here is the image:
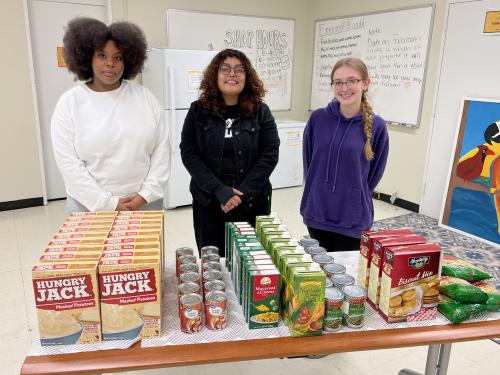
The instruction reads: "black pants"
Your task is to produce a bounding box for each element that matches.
[307,226,360,252]
[192,198,270,257]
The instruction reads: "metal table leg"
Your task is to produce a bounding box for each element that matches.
[398,344,452,375]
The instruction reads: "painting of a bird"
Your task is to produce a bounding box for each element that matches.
[456,145,494,182]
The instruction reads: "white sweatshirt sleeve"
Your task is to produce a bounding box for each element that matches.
[137,90,170,203]
[51,93,119,211]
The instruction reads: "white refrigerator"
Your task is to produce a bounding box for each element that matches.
[142,48,218,209]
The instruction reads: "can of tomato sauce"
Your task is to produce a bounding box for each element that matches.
[179,293,203,333]
[204,291,227,330]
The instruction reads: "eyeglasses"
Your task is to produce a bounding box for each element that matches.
[331,78,362,89]
[219,65,245,76]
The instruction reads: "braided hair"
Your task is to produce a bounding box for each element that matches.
[331,58,374,161]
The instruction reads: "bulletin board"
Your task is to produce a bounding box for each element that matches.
[310,5,434,127]
[167,9,294,111]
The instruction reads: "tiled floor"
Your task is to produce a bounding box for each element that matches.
[3,186,499,374]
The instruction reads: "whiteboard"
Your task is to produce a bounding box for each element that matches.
[420,0,500,219]
[167,9,294,111]
[310,5,434,127]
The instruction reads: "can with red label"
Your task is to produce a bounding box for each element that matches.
[177,254,197,277]
[202,261,222,273]
[179,293,203,333]
[179,262,199,278]
[178,282,201,300]
[204,279,225,296]
[180,271,202,287]
[202,253,220,264]
[200,245,219,257]
[202,270,223,283]
[175,247,194,276]
[204,291,227,330]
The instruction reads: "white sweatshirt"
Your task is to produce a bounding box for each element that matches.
[51,81,170,211]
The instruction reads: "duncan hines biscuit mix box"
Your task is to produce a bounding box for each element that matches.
[32,261,101,345]
[357,228,414,289]
[378,243,442,323]
[367,235,426,309]
[98,256,161,340]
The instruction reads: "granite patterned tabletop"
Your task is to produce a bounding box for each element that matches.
[372,212,500,290]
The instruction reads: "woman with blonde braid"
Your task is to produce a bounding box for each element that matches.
[300,58,389,251]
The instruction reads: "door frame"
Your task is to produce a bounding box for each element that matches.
[22,0,111,205]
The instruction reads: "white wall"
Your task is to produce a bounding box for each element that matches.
[0,1,44,203]
[308,0,447,206]
[0,0,456,211]
[110,0,312,122]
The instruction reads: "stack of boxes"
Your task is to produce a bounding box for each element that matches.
[357,229,443,323]
[32,210,164,345]
[226,214,326,336]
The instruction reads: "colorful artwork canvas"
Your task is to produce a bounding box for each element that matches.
[440,98,500,246]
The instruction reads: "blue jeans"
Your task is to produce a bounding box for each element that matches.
[66,196,163,215]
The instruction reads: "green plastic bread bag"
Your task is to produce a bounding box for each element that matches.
[472,281,500,306]
[438,294,490,324]
[439,276,488,303]
[441,254,492,281]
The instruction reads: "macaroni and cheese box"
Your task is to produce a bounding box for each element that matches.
[98,256,161,340]
[357,228,414,289]
[378,243,442,323]
[32,261,101,345]
[246,269,281,329]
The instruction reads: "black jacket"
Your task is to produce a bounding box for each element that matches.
[180,100,280,207]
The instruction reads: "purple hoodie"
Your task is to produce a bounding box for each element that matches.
[300,100,389,239]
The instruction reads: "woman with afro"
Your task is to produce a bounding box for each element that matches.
[51,17,169,214]
[180,49,280,257]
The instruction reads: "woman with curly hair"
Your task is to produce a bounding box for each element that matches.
[300,57,389,251]
[180,49,279,256]
[51,17,169,214]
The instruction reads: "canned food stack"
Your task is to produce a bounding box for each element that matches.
[359,228,443,323]
[226,219,281,329]
[176,246,228,333]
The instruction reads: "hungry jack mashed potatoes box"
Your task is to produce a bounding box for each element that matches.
[32,261,101,345]
[98,256,161,340]
[378,243,442,323]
